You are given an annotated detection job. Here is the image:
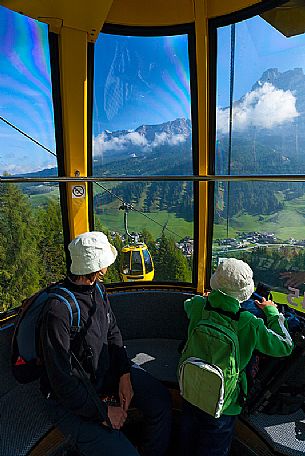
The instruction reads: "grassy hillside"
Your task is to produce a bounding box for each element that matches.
[28,188,60,206]
[24,183,305,243]
[214,193,305,241]
[95,209,193,241]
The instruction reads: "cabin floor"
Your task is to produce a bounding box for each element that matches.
[28,407,254,456]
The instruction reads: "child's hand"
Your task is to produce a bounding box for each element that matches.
[255,297,277,309]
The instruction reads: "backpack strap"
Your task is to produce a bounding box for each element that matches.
[96,282,107,303]
[45,284,111,427]
[96,282,102,295]
[204,300,248,406]
[69,282,106,383]
[48,286,81,334]
[47,282,104,332]
[204,300,246,321]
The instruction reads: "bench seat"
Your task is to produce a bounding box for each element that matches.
[125,338,182,385]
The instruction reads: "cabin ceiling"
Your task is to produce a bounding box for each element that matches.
[2,0,304,39]
[0,0,265,39]
[261,0,305,37]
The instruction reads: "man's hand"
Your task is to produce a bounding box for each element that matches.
[119,373,134,412]
[106,406,127,430]
[255,297,277,310]
[280,271,305,288]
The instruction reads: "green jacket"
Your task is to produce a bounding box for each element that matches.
[181,289,294,415]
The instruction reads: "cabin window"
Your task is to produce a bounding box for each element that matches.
[0,182,65,313]
[121,251,131,274]
[212,12,305,312]
[0,8,63,312]
[0,6,56,175]
[92,31,194,284]
[143,248,153,273]
[131,251,143,274]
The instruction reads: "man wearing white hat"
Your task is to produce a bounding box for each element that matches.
[39,231,171,456]
[179,258,294,456]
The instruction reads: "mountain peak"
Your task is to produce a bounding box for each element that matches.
[252,67,305,93]
[135,118,191,141]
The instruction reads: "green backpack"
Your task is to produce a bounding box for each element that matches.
[178,302,244,418]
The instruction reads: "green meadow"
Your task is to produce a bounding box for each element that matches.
[27,186,305,243]
[95,209,193,241]
[214,193,305,242]
[28,188,60,206]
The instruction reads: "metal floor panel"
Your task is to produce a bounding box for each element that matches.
[247,411,305,456]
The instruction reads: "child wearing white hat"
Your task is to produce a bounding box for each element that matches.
[179,257,293,456]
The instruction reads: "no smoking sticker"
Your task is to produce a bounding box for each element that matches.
[72,184,86,198]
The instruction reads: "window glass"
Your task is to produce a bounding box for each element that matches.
[121,251,130,274]
[93,33,192,176]
[214,13,305,313]
[131,251,143,274]
[93,32,194,284]
[94,180,193,283]
[0,183,65,313]
[143,248,153,273]
[212,180,305,313]
[0,6,56,176]
[216,16,305,175]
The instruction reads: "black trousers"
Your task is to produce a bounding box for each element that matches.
[45,364,172,456]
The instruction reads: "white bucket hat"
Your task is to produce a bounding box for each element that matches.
[68,231,117,275]
[210,258,254,302]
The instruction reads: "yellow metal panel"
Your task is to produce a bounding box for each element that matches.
[60,27,87,177]
[207,0,262,19]
[67,182,89,240]
[1,0,263,29]
[106,0,194,26]
[194,0,209,294]
[59,27,89,239]
[0,0,114,41]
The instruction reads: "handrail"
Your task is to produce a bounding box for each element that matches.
[3,174,305,183]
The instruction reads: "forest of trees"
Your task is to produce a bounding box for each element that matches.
[0,183,66,311]
[0,183,192,313]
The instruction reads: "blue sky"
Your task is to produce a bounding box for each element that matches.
[217,15,305,107]
[0,6,56,175]
[2,6,305,174]
[93,33,191,132]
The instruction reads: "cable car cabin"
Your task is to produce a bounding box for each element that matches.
[121,243,154,282]
[2,0,305,454]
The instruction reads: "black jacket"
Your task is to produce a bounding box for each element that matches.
[40,278,130,421]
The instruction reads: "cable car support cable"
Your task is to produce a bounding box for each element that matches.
[0,114,184,241]
[94,182,183,240]
[0,115,57,157]
[226,23,236,238]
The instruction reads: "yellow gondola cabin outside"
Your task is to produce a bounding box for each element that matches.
[121,243,154,282]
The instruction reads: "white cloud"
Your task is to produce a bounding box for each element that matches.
[93,131,148,154]
[216,82,299,133]
[151,132,187,147]
[126,131,148,147]
[169,133,188,146]
[94,129,188,155]
[1,160,56,175]
[151,132,168,147]
[1,163,32,174]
